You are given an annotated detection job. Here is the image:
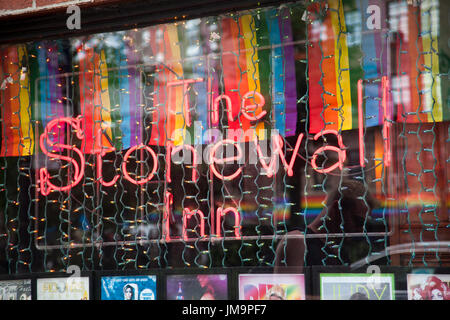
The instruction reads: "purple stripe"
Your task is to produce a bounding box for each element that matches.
[126,38,140,146]
[279,9,297,137]
[48,43,65,147]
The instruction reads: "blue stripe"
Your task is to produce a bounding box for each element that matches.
[266,9,286,136]
[37,44,50,128]
[358,0,380,127]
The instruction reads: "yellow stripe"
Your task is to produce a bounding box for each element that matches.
[17,45,33,156]
[421,0,442,122]
[166,24,185,146]
[99,50,113,142]
[241,15,265,141]
[329,0,353,131]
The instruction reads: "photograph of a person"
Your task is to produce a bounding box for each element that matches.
[166,274,228,300]
[101,275,157,300]
[238,274,305,300]
[407,274,450,300]
[123,284,136,300]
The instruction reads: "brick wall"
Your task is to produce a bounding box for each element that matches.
[0,0,121,17]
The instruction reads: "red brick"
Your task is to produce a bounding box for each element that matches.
[0,0,33,10]
[35,0,70,7]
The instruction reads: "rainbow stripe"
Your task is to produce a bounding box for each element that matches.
[77,32,145,153]
[308,2,339,133]
[0,44,68,157]
[308,0,388,133]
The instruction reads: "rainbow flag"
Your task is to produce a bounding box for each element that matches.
[359,0,389,128]
[147,24,184,146]
[393,0,447,123]
[308,0,391,133]
[0,42,69,157]
[218,10,298,142]
[77,31,144,154]
[177,19,209,145]
[0,45,34,157]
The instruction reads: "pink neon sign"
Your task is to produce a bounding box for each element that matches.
[38,117,353,194]
[37,84,389,242]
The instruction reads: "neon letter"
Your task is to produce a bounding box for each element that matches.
[216,207,241,239]
[209,139,243,181]
[122,144,158,185]
[163,191,173,241]
[166,142,173,183]
[254,133,304,178]
[311,130,347,174]
[357,79,365,168]
[39,116,85,196]
[212,95,234,125]
[241,91,267,121]
[167,78,203,127]
[382,76,391,167]
[94,129,119,187]
[182,208,205,241]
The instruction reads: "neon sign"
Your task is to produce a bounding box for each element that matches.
[37,88,389,241]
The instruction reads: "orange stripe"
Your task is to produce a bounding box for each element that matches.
[321,13,339,132]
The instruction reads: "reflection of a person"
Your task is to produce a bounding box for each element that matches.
[265,285,286,300]
[197,275,215,300]
[123,284,135,300]
[275,179,380,271]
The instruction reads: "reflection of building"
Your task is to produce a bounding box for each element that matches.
[0,0,448,280]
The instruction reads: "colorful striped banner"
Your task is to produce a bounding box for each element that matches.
[125,32,143,148]
[0,43,69,157]
[203,21,222,144]
[392,1,448,123]
[77,32,144,153]
[37,42,66,152]
[179,19,209,145]
[329,0,353,131]
[147,25,178,146]
[278,7,297,137]
[308,2,339,133]
[219,11,298,142]
[359,0,388,128]
[220,16,250,141]
[308,0,392,134]
[1,46,26,156]
[419,0,443,122]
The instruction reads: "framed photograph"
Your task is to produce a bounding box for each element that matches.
[0,279,32,300]
[100,274,158,300]
[165,269,230,300]
[407,273,450,300]
[319,273,395,300]
[35,272,92,300]
[237,273,305,300]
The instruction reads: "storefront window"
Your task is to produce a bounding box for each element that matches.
[0,0,448,300]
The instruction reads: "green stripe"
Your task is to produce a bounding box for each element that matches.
[254,11,272,137]
[103,44,123,151]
